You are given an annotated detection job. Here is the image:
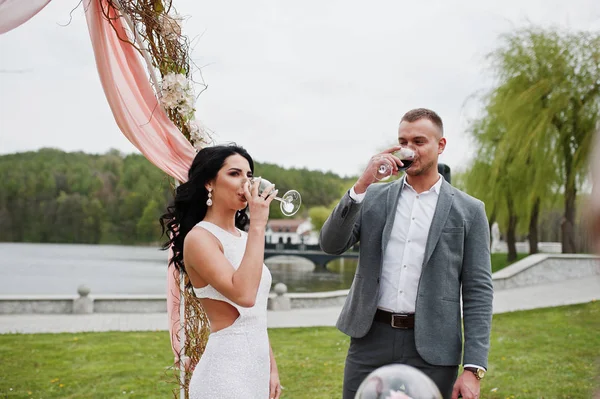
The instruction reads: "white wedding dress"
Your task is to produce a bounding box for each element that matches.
[188,221,272,399]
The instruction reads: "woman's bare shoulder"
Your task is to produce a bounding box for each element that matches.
[184,225,223,253]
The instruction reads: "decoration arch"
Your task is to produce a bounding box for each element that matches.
[1,1,211,396]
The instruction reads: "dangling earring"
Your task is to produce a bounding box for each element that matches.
[206,189,213,206]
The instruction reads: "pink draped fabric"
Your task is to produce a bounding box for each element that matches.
[85,0,196,359]
[84,0,195,182]
[0,0,51,34]
[167,249,184,360]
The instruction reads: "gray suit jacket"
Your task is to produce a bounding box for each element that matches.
[319,177,493,368]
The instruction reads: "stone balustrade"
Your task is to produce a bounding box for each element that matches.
[1,254,598,314]
[492,254,600,290]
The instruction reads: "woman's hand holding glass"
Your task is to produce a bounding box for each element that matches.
[243,177,277,227]
[248,177,302,217]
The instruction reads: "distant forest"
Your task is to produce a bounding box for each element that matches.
[0,149,356,245]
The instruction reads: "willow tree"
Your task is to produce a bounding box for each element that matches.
[486,27,600,253]
[482,83,559,256]
[464,114,538,262]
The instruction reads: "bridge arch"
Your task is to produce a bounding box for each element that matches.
[263,243,358,270]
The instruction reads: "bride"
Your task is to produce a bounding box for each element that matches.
[161,144,282,399]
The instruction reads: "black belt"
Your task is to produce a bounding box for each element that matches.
[374,309,415,329]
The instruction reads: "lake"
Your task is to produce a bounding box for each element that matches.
[0,243,357,295]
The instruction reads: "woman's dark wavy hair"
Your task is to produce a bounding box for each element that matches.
[160,144,254,277]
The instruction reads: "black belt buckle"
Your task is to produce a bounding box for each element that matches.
[391,313,410,329]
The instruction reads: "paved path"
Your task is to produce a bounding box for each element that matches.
[0,276,598,334]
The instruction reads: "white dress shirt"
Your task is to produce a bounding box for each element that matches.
[380,176,442,313]
[350,176,442,313]
[349,175,485,371]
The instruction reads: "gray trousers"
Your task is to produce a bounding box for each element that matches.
[343,321,458,399]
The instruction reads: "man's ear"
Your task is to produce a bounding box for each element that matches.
[438,137,447,154]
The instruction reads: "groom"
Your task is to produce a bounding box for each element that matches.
[319,108,493,399]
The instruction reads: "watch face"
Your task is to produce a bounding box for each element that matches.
[476,369,485,379]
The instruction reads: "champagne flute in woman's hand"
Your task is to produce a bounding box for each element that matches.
[250,177,302,216]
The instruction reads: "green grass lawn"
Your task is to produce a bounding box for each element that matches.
[491,253,528,273]
[1,302,598,398]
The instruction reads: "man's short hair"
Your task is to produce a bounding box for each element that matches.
[400,108,444,136]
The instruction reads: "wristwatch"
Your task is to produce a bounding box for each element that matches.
[464,367,485,380]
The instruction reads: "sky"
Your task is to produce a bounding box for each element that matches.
[1,0,599,178]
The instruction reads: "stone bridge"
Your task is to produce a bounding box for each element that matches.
[264,243,359,269]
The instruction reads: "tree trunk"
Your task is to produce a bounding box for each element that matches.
[488,209,496,250]
[506,195,518,262]
[562,184,577,253]
[528,198,540,254]
[561,138,577,254]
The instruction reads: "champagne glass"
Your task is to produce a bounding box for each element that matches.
[250,177,302,217]
[373,147,415,181]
